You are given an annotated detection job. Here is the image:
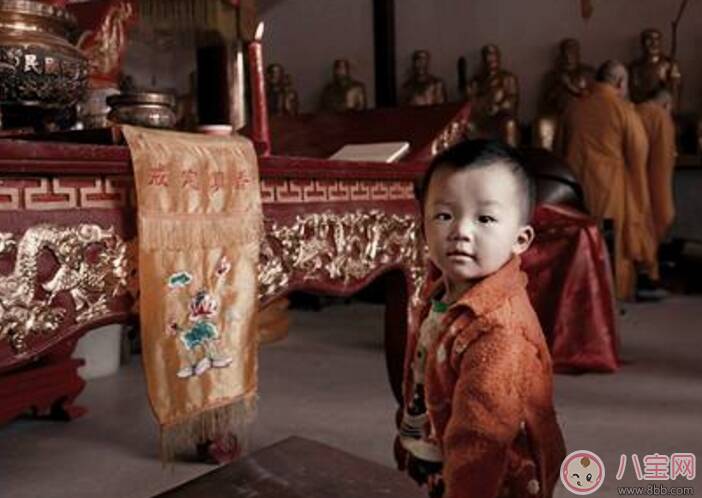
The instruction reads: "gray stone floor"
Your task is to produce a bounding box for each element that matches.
[1,297,700,497]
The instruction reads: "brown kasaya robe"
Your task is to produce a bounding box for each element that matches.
[636,101,677,244]
[556,82,657,299]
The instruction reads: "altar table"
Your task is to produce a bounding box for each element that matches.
[0,138,425,426]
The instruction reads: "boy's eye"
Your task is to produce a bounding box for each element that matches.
[434,212,451,221]
[478,215,496,224]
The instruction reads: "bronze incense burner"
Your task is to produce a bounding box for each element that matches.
[0,0,87,111]
[107,91,177,129]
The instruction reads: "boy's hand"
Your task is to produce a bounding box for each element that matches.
[427,474,445,498]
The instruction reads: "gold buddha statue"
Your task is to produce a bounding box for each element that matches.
[629,29,681,108]
[401,50,447,107]
[320,59,367,112]
[266,63,298,116]
[534,38,594,149]
[463,44,519,146]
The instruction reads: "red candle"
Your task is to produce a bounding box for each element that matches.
[248,23,271,156]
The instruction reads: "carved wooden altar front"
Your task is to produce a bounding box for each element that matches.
[0,139,427,425]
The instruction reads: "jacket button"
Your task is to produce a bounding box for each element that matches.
[527,479,540,495]
[436,344,447,363]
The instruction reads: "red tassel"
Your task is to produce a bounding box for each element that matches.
[581,0,594,19]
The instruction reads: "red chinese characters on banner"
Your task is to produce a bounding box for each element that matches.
[147,166,168,187]
[210,171,225,193]
[232,170,252,190]
[180,169,198,190]
[147,167,253,193]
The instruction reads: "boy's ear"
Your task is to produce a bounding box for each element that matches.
[512,225,535,255]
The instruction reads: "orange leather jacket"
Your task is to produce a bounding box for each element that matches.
[402,256,566,497]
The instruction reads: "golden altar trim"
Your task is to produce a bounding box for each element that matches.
[0,177,416,211]
[259,210,426,307]
[0,208,428,353]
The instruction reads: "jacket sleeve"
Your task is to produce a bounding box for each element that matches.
[442,329,524,498]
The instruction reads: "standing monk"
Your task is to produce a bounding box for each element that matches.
[556,60,657,299]
[636,89,676,244]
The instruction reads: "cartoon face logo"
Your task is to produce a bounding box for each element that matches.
[561,450,605,495]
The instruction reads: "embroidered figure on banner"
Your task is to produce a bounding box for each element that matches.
[166,256,234,379]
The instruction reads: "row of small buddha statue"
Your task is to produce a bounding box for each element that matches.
[265,28,682,148]
[265,50,449,115]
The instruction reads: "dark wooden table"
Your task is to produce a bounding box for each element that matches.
[154,437,426,498]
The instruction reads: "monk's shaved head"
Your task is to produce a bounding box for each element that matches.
[596,60,626,84]
[650,88,672,104]
[648,87,673,113]
[596,60,629,99]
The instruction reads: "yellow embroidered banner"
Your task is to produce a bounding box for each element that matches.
[123,126,262,458]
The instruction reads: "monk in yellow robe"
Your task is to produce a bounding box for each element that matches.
[636,90,676,245]
[556,60,657,299]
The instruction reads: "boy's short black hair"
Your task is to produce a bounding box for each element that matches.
[417,139,536,223]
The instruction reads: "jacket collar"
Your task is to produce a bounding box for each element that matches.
[426,256,527,317]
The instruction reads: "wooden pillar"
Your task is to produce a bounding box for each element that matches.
[373,0,396,108]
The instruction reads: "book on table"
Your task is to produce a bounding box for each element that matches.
[328,142,410,163]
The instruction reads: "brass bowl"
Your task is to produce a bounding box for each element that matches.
[0,0,88,108]
[107,91,177,129]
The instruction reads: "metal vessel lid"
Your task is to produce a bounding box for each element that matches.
[106,92,177,109]
[0,0,77,28]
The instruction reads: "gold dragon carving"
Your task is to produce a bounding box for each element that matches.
[0,224,133,353]
[258,210,427,306]
[0,212,426,354]
[77,0,134,78]
[431,116,470,156]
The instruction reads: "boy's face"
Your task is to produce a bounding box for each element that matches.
[423,162,534,298]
